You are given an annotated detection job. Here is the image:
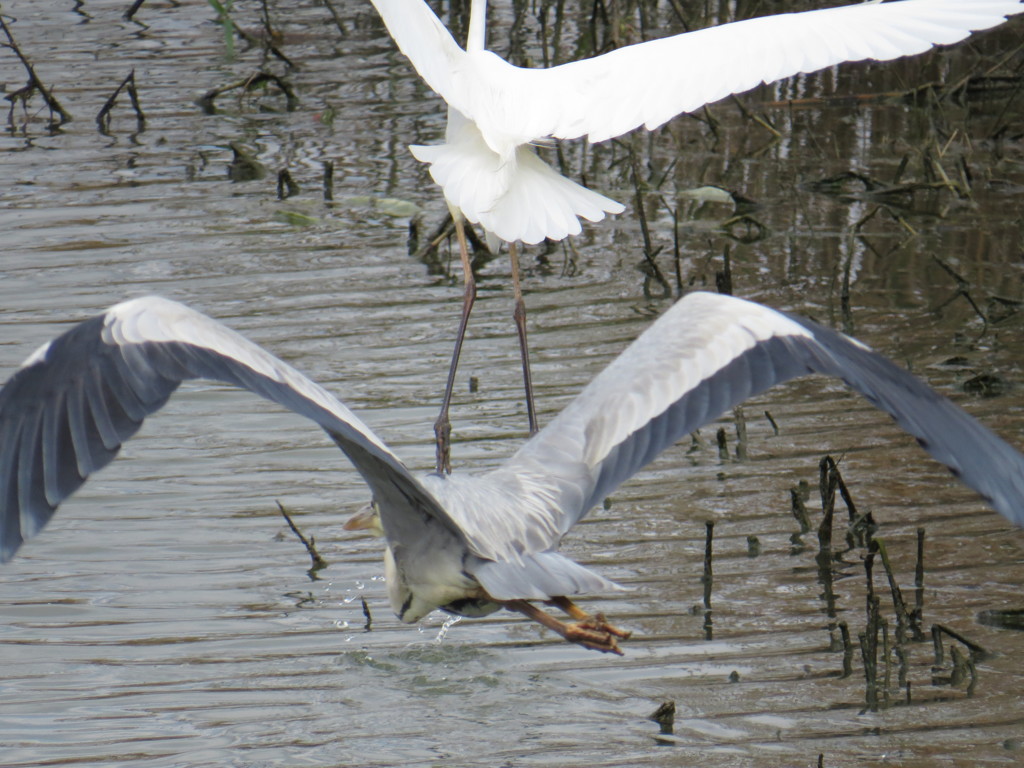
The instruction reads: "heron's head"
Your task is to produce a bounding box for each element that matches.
[343,501,383,538]
[342,501,422,622]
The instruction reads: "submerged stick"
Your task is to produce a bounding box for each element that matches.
[872,539,920,642]
[913,527,926,627]
[361,596,373,631]
[96,69,145,133]
[932,623,990,661]
[0,15,72,127]
[277,168,300,200]
[790,487,812,534]
[277,501,328,573]
[197,72,298,113]
[123,0,147,21]
[323,160,334,202]
[702,521,714,610]
[733,406,747,460]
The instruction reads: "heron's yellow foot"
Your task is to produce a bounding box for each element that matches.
[546,597,632,640]
[575,612,632,640]
[562,620,626,655]
[504,598,631,655]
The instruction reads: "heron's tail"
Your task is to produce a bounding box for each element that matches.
[471,551,626,601]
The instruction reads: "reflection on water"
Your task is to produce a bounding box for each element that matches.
[0,1,1022,766]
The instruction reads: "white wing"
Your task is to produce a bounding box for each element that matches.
[454,292,1024,575]
[372,0,1022,154]
[0,297,464,563]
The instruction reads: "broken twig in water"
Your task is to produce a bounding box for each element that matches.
[872,539,922,642]
[932,623,991,663]
[96,69,145,133]
[360,596,373,631]
[732,406,747,460]
[277,501,327,573]
[123,0,147,22]
[702,521,714,610]
[322,160,334,202]
[649,701,675,735]
[197,72,298,114]
[277,168,300,200]
[0,14,72,128]
[790,487,812,534]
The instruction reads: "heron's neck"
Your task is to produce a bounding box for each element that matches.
[466,0,487,51]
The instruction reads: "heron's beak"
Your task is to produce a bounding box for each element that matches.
[343,502,383,537]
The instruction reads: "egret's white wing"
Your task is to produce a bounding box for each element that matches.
[368,0,465,103]
[537,0,1023,144]
[374,0,1022,153]
[0,297,463,563]
[454,292,1024,565]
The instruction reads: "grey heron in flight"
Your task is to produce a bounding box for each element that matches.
[369,0,1024,472]
[1,292,1022,653]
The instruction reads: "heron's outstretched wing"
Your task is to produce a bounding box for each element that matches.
[457,292,1024,563]
[372,0,1021,154]
[0,297,462,563]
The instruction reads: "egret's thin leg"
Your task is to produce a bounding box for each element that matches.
[434,214,476,475]
[547,595,632,639]
[502,599,626,655]
[509,242,538,435]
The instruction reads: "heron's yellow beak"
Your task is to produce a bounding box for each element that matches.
[343,502,383,537]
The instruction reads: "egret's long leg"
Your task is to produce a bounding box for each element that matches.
[508,242,538,435]
[502,599,627,655]
[434,215,475,474]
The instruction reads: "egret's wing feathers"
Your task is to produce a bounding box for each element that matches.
[522,0,1022,144]
[0,297,460,563]
[377,0,1021,151]
[455,292,1024,563]
[368,0,464,101]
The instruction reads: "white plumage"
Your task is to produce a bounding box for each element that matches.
[371,0,1023,473]
[373,0,1022,243]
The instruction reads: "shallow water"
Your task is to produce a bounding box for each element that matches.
[1,1,1023,766]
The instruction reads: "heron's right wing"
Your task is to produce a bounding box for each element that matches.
[468,292,1024,562]
[0,297,462,563]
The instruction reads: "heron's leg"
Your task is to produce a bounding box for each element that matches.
[502,599,626,655]
[547,595,632,639]
[508,242,538,435]
[434,214,476,474]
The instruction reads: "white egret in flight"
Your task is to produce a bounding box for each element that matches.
[369,0,1024,473]
[2,293,1022,653]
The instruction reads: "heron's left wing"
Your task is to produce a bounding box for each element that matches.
[0,297,463,563]
[460,292,1024,562]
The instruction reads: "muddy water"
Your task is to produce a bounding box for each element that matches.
[0,1,1022,766]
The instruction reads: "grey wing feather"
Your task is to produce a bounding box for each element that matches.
[0,296,461,563]
[456,292,1023,562]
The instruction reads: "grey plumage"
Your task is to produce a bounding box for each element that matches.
[1,293,1021,634]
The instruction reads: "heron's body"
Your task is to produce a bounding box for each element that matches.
[2,293,1023,652]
